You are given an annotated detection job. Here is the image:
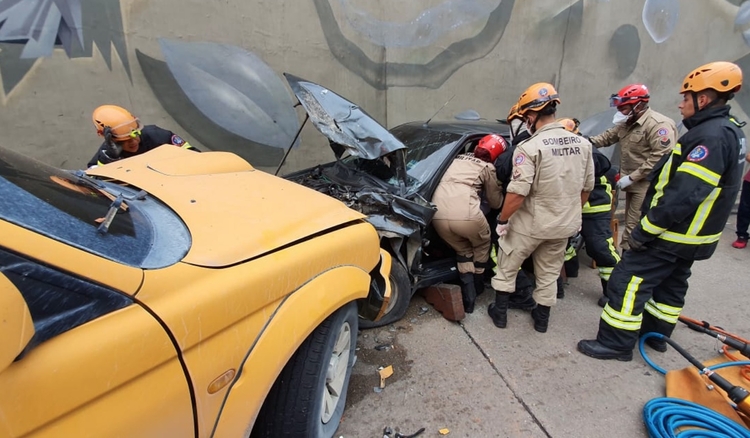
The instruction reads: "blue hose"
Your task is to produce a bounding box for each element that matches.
[640,333,750,437]
[643,397,750,438]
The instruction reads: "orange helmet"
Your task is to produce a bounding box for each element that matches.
[557,117,580,134]
[476,134,508,162]
[92,105,143,141]
[681,61,742,95]
[517,83,560,116]
[507,104,522,122]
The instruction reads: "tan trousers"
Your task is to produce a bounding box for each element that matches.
[433,218,491,274]
[621,181,648,251]
[491,231,567,307]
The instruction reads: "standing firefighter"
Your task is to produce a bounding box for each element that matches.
[432,135,506,313]
[489,83,595,333]
[578,62,744,361]
[588,84,677,251]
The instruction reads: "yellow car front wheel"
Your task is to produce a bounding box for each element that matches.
[251,302,358,437]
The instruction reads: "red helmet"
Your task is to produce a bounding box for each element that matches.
[609,84,650,108]
[476,134,508,162]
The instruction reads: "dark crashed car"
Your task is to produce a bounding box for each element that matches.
[283,74,512,328]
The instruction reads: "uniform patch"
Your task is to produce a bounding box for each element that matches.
[512,169,521,180]
[687,145,709,162]
[660,136,671,147]
[539,88,548,97]
[514,154,526,165]
[657,128,668,136]
[171,135,185,146]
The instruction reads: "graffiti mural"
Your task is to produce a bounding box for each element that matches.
[0,0,129,96]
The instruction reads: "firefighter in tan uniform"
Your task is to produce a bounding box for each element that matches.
[588,84,677,251]
[432,134,506,313]
[488,83,595,333]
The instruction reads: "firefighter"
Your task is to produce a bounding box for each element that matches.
[489,83,595,333]
[88,105,198,168]
[485,104,536,311]
[578,61,744,361]
[433,134,505,313]
[559,117,622,307]
[588,84,677,252]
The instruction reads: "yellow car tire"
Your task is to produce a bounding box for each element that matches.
[251,301,358,437]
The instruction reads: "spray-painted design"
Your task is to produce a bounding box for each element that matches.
[137,40,298,167]
[312,0,515,89]
[0,0,129,95]
[338,0,502,49]
[642,0,679,43]
[610,25,641,79]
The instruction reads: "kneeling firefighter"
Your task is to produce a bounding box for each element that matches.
[433,135,506,313]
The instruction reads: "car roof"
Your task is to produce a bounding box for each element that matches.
[392,120,511,138]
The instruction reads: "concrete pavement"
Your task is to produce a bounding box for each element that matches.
[337,217,750,438]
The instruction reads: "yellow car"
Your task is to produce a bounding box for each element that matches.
[0,146,391,437]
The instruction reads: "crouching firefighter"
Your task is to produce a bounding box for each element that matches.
[432,135,506,313]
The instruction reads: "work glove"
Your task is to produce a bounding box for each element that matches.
[617,175,633,189]
[496,222,510,237]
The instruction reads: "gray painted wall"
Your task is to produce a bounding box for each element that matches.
[1,0,749,173]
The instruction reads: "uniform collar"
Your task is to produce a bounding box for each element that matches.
[530,121,564,137]
[683,105,731,130]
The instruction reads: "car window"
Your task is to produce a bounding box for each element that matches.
[0,247,133,354]
[388,126,462,190]
[0,147,191,268]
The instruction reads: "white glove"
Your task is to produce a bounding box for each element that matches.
[496,222,510,237]
[617,175,633,189]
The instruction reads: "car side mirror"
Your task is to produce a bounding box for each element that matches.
[0,273,34,371]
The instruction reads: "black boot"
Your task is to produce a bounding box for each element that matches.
[508,285,537,310]
[597,279,609,308]
[577,339,633,361]
[556,277,565,299]
[459,273,477,314]
[474,273,486,298]
[487,292,510,328]
[531,305,550,333]
[639,313,674,353]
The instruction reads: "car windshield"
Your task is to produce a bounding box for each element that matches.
[340,125,461,192]
[0,147,190,269]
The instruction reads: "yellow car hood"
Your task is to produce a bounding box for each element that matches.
[87,147,365,267]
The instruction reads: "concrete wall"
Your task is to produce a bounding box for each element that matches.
[2,0,750,173]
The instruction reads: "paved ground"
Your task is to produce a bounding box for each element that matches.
[336,215,750,438]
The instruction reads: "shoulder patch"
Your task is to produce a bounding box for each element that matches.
[171,134,185,146]
[660,136,671,147]
[657,128,668,136]
[686,145,709,162]
[514,154,526,165]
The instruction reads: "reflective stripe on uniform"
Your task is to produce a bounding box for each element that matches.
[644,298,682,324]
[182,142,194,150]
[650,147,678,208]
[565,245,576,261]
[582,176,613,214]
[687,187,721,235]
[600,275,643,331]
[641,216,667,235]
[657,231,722,245]
[677,162,721,186]
[490,245,498,269]
[597,237,620,281]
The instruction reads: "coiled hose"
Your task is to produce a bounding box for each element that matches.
[639,333,750,438]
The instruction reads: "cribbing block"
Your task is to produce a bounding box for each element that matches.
[421,283,465,322]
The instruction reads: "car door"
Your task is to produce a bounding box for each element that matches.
[0,247,195,438]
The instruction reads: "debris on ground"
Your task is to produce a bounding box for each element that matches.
[438,428,450,435]
[378,365,393,388]
[382,426,426,438]
[375,344,392,351]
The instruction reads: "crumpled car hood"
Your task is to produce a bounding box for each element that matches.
[284,73,407,160]
[87,147,366,267]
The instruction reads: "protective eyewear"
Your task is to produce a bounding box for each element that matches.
[609,94,649,108]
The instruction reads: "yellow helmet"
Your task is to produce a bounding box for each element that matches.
[92,105,143,141]
[556,117,580,134]
[681,61,742,95]
[507,103,522,122]
[517,83,560,116]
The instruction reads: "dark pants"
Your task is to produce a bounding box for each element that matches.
[597,248,694,351]
[737,180,750,240]
[582,214,621,281]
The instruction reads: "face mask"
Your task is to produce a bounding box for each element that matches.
[509,119,523,140]
[612,111,630,125]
